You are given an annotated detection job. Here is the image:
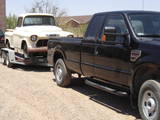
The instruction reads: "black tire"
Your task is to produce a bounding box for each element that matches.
[54,59,71,87]
[1,52,6,65]
[138,80,160,120]
[5,53,13,68]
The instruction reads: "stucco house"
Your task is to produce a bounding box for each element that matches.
[0,0,6,31]
[58,15,92,27]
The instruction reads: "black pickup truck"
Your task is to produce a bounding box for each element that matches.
[48,11,160,120]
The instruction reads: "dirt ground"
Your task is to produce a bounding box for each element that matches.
[0,63,140,120]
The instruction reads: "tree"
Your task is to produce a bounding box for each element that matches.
[6,14,17,29]
[26,0,67,25]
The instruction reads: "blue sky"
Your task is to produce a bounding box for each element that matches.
[6,0,160,16]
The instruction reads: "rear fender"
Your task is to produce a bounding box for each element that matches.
[52,45,67,66]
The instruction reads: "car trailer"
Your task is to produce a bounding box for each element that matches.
[0,48,51,67]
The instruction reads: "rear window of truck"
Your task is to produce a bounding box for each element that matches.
[85,15,105,39]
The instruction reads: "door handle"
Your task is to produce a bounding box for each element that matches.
[95,50,99,55]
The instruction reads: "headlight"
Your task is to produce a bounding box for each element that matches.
[30,35,38,41]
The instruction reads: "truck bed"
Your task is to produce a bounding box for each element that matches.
[47,37,83,74]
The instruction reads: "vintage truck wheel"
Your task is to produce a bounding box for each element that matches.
[54,59,71,87]
[138,80,160,120]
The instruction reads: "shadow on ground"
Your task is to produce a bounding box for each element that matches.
[1,58,140,119]
[70,78,141,120]
[9,64,51,72]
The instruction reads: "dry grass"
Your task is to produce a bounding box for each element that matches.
[62,24,88,37]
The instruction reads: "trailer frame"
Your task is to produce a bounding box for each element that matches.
[0,48,51,67]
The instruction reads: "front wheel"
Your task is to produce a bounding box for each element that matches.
[54,59,71,87]
[138,80,160,120]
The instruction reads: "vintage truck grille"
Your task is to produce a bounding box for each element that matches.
[36,39,48,47]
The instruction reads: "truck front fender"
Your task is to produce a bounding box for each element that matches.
[129,56,160,107]
[130,55,160,87]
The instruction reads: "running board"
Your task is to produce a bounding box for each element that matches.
[85,80,128,97]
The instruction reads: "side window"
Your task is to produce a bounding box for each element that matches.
[17,17,23,27]
[131,20,144,35]
[103,15,128,42]
[85,15,105,39]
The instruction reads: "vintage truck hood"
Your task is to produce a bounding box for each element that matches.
[15,26,73,37]
[22,26,63,33]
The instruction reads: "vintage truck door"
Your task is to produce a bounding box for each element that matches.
[94,14,131,86]
[81,14,105,77]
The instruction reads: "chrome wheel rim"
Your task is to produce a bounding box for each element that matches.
[142,90,158,119]
[55,64,63,82]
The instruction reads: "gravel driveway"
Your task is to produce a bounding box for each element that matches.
[0,63,140,120]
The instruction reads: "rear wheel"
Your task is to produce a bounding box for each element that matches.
[54,59,71,87]
[1,52,6,65]
[138,80,160,120]
[3,53,13,68]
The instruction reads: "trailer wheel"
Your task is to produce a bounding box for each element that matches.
[138,80,160,120]
[1,52,6,65]
[54,59,71,87]
[5,53,13,68]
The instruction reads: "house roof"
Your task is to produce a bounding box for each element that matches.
[58,15,92,25]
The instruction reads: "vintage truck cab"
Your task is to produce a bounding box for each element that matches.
[5,13,73,57]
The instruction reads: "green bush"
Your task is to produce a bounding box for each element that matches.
[6,14,17,29]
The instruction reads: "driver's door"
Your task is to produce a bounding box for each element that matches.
[94,14,131,86]
[12,17,23,49]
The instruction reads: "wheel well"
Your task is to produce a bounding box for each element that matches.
[132,64,160,104]
[21,41,26,49]
[53,52,64,66]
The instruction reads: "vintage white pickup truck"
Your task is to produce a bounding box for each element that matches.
[5,13,73,57]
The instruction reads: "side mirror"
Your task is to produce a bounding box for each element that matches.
[104,26,116,35]
[103,26,131,47]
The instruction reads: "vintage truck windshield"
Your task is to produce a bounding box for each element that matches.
[23,16,55,26]
[129,14,160,37]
